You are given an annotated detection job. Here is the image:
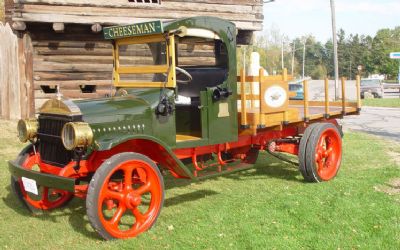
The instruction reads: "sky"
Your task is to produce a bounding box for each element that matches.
[263,0,400,42]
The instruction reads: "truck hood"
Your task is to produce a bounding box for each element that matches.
[74,89,161,125]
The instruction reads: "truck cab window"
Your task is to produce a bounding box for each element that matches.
[176,37,229,101]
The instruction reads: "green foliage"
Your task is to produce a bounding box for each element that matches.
[251,26,400,80]
[363,98,400,108]
[0,120,399,249]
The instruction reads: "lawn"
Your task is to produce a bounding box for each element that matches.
[363,98,400,108]
[0,119,399,249]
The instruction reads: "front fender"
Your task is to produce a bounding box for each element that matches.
[92,134,195,179]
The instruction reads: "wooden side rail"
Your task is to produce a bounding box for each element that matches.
[356,75,361,110]
[341,77,346,115]
[324,78,329,117]
[239,68,248,128]
[303,79,309,121]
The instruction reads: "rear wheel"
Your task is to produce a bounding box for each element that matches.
[298,123,342,182]
[10,146,73,213]
[86,152,164,240]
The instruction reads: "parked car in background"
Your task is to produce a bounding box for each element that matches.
[289,81,304,100]
[360,78,384,98]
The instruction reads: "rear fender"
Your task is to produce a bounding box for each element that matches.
[91,135,194,179]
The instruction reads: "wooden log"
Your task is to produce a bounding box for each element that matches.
[32,40,112,49]
[18,5,259,22]
[34,89,111,99]
[35,46,113,56]
[16,1,262,11]
[34,62,113,72]
[14,14,262,31]
[91,23,102,33]
[53,22,65,33]
[34,71,112,81]
[34,55,113,64]
[34,80,112,89]
[12,21,26,31]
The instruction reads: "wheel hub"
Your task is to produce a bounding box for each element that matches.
[125,192,142,209]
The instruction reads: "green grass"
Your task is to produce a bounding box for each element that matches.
[0,119,399,249]
[363,98,400,108]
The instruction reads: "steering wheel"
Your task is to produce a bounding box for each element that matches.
[175,67,193,84]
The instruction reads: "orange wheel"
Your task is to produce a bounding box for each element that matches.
[10,146,73,213]
[299,123,342,182]
[86,152,164,240]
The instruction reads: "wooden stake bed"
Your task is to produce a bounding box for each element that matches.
[237,69,361,133]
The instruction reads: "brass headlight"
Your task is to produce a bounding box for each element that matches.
[17,119,38,143]
[61,122,93,150]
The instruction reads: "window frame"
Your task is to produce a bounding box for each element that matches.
[113,34,176,88]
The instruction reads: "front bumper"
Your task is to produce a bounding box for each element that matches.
[8,160,76,192]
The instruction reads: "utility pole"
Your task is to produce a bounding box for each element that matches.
[330,0,340,100]
[291,42,296,76]
[302,41,306,79]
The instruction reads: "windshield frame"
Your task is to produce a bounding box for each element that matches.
[113,34,176,88]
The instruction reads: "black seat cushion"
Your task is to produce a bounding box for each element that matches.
[177,67,228,98]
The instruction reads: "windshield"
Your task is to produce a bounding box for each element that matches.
[113,35,175,88]
[118,41,167,83]
[361,79,380,86]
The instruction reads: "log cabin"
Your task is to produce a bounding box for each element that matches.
[4,0,264,117]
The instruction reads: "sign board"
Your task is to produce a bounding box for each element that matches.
[390,52,400,59]
[103,21,164,40]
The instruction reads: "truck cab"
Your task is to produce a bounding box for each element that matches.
[85,17,238,151]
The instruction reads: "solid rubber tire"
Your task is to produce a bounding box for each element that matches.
[304,123,342,182]
[298,123,320,181]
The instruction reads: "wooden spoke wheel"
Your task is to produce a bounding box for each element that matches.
[298,123,342,182]
[86,152,164,240]
[10,146,73,213]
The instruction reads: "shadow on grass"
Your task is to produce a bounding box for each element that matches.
[2,152,301,239]
[3,183,219,239]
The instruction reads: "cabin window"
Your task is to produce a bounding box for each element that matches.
[175,37,229,98]
[128,0,161,4]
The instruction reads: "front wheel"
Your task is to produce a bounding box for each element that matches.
[298,123,342,182]
[86,152,164,240]
[10,146,73,213]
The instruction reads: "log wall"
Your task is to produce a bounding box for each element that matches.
[4,0,264,116]
[12,0,263,31]
[28,24,113,108]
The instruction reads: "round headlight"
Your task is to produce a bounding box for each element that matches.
[61,122,93,150]
[17,119,38,143]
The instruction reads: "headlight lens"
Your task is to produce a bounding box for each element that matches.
[61,122,93,150]
[17,119,38,143]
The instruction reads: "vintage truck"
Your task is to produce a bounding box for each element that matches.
[9,16,361,240]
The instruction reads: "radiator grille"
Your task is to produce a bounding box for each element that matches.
[38,114,82,167]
